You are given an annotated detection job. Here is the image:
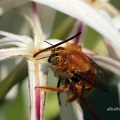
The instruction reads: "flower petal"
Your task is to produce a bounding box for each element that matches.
[104,38,120,60]
[0,30,33,46]
[112,15,120,30]
[0,48,32,61]
[91,55,120,76]
[31,0,120,51]
[0,37,29,48]
[68,21,87,44]
[72,101,84,120]
[31,2,44,50]
[27,60,48,120]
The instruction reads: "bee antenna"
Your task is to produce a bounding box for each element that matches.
[44,40,55,51]
[33,32,81,57]
[36,56,50,60]
[44,41,53,46]
[52,32,81,47]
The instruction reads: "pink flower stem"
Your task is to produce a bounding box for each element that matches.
[80,97,100,120]
[74,22,83,44]
[32,2,38,16]
[36,88,40,120]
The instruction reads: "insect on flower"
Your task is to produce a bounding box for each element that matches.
[34,32,110,104]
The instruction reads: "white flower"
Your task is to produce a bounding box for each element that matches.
[85,0,119,16]
[0,3,59,120]
[0,1,120,120]
[31,0,120,52]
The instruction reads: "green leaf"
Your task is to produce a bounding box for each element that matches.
[50,12,75,39]
[0,59,28,102]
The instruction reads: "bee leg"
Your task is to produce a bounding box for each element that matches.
[65,81,82,105]
[36,84,70,93]
[65,95,78,106]
[81,81,93,96]
[57,78,61,105]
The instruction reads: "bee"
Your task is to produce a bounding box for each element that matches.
[34,32,110,104]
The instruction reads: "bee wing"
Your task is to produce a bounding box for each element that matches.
[76,58,111,92]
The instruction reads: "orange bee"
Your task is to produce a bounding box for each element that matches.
[34,32,110,104]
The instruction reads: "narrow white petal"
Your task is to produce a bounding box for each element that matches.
[91,55,120,76]
[0,37,28,47]
[72,101,84,120]
[27,60,48,120]
[60,93,81,120]
[112,15,120,30]
[32,0,120,51]
[0,42,28,48]
[27,60,37,120]
[104,38,120,60]
[17,9,37,37]
[0,30,33,46]
[32,12,44,51]
[68,21,87,44]
[0,48,32,61]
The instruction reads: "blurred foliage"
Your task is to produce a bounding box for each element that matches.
[84,27,108,55]
[110,0,120,10]
[1,86,27,120]
[50,12,75,39]
[0,59,27,102]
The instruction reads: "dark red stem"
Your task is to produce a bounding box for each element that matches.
[74,22,83,44]
[80,97,100,120]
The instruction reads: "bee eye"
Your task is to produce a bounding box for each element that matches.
[51,57,59,65]
[48,57,51,63]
